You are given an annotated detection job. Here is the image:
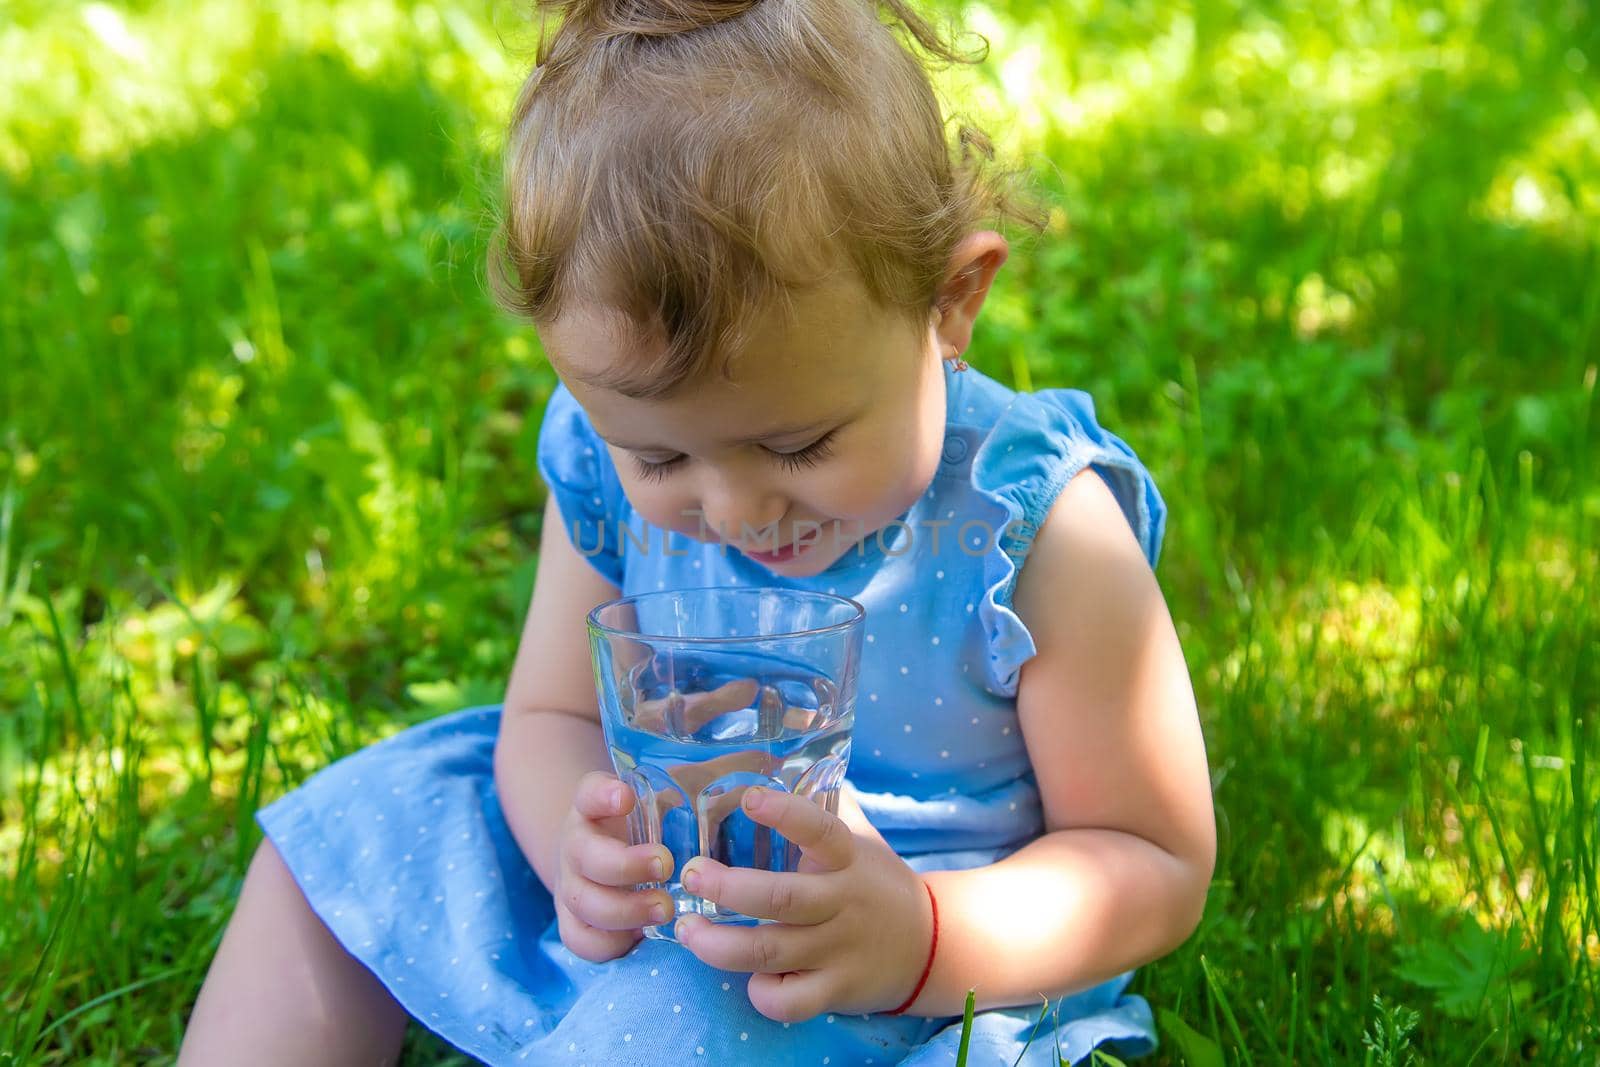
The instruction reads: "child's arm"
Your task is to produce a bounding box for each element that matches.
[911,467,1216,1013]
[671,469,1214,1022]
[497,497,677,961]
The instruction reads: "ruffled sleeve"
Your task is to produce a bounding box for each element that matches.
[969,388,1168,695]
[536,382,630,588]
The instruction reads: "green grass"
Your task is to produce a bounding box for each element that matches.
[2,0,1597,1062]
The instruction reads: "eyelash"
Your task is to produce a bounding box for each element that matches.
[630,431,838,485]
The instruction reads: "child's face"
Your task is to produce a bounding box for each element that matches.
[540,272,948,577]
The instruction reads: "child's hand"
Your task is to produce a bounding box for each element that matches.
[671,786,933,1023]
[556,771,677,963]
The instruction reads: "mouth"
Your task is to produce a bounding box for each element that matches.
[738,540,810,565]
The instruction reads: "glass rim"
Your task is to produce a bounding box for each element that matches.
[585,586,865,644]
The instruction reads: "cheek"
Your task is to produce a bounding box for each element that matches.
[885,389,946,504]
[603,447,702,534]
[615,475,696,534]
[807,392,944,519]
[811,432,940,521]
[887,428,944,513]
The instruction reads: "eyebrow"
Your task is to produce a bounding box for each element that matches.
[595,418,839,453]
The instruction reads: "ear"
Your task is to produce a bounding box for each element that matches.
[930,231,1009,364]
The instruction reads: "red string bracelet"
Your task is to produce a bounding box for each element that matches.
[887,879,939,1016]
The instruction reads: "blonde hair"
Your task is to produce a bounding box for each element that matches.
[490,0,1047,398]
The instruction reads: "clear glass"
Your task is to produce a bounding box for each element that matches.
[586,587,864,941]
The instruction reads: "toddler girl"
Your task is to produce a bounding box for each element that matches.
[180,0,1215,1063]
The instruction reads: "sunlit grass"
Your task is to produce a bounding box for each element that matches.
[1480,101,1600,231]
[0,0,520,176]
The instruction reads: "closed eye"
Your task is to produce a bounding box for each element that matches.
[629,429,839,485]
[769,429,837,473]
[629,453,687,485]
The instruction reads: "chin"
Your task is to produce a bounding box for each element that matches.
[784,546,853,578]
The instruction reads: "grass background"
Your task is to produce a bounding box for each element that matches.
[2,0,1597,1062]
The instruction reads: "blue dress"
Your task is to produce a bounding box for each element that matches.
[258,360,1168,1066]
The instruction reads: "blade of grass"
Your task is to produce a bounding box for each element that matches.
[33,963,203,1046]
[1199,956,1252,1067]
[40,579,86,740]
[1286,968,1299,1064]
[192,652,216,787]
[8,819,95,1062]
[1011,994,1051,1067]
[954,988,976,1067]
[234,682,274,872]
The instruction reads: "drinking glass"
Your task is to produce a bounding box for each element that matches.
[586,587,863,941]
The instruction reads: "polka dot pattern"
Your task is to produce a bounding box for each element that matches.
[258,361,1166,1065]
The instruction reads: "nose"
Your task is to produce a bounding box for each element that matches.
[695,469,787,545]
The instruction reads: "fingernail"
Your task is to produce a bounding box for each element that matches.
[611,785,625,809]
[650,901,669,924]
[650,856,666,881]
[681,864,701,892]
[743,787,764,812]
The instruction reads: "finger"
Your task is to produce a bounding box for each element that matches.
[572,771,632,821]
[629,692,678,735]
[577,833,674,889]
[674,913,828,975]
[558,907,642,964]
[665,749,772,803]
[559,873,674,932]
[781,705,821,731]
[747,969,833,1024]
[741,787,854,872]
[680,857,831,925]
[679,678,758,732]
[633,678,757,735]
[700,780,754,830]
[835,782,888,846]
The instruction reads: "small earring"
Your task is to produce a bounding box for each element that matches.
[952,357,969,373]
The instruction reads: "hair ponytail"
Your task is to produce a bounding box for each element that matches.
[535,0,764,40]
